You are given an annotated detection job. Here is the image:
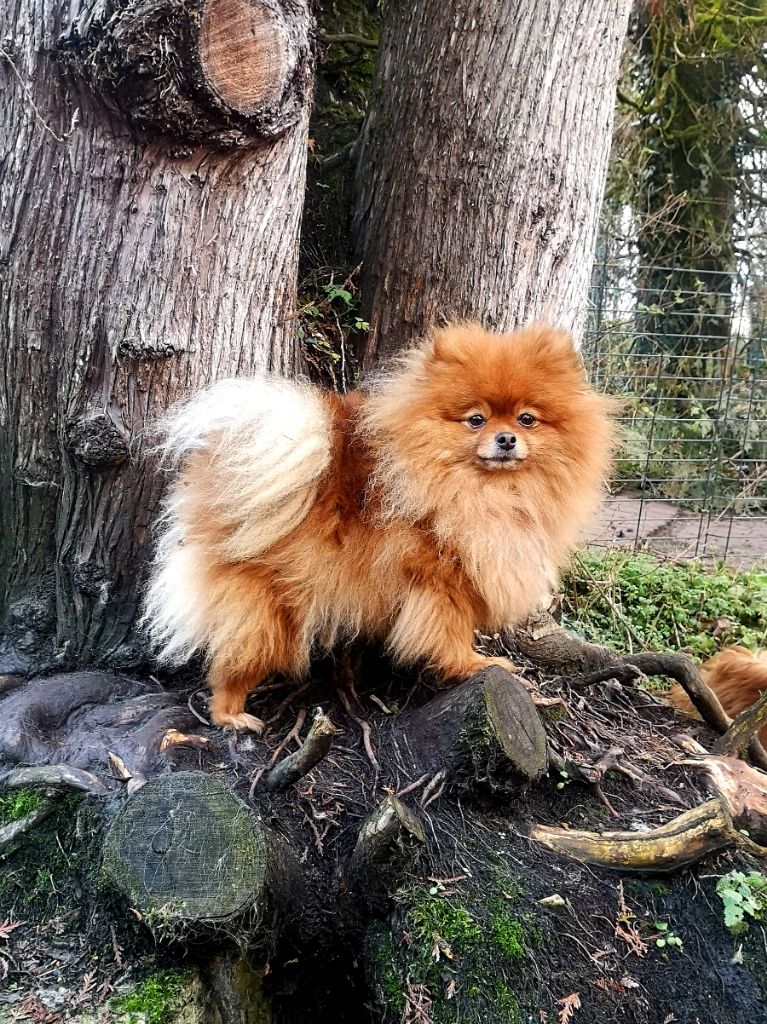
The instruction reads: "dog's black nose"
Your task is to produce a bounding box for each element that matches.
[495,432,516,451]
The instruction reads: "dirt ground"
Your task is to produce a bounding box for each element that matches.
[590,495,767,569]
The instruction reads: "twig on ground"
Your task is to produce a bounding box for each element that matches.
[266,710,336,792]
[395,773,431,799]
[269,708,308,765]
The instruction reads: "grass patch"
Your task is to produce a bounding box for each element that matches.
[564,549,767,660]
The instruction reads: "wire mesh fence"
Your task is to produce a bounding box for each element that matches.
[583,250,767,568]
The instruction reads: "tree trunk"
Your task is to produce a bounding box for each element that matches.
[351,0,633,364]
[0,0,314,674]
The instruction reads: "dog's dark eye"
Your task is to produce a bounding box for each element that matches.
[467,414,486,429]
[518,412,537,427]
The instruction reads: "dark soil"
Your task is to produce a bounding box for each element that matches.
[1,641,766,1023]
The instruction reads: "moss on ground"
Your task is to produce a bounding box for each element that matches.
[0,787,45,824]
[369,873,540,1024]
[0,794,95,912]
[114,969,196,1024]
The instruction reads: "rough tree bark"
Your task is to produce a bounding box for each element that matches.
[0,0,314,674]
[5,5,753,1023]
[352,0,633,363]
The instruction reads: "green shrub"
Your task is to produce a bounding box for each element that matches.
[564,549,767,659]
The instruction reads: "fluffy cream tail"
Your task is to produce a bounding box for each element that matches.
[142,376,333,665]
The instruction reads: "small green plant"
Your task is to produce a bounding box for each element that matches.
[564,550,767,660]
[652,921,683,950]
[555,770,571,791]
[716,870,767,934]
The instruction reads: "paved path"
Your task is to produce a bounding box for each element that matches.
[589,495,767,569]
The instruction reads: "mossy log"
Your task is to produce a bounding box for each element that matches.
[390,666,548,794]
[102,771,305,942]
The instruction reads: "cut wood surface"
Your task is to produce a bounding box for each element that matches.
[103,771,303,936]
[392,666,548,792]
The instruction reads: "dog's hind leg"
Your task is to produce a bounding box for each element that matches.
[205,580,310,732]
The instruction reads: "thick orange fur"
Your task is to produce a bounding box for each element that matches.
[669,647,767,744]
[144,323,618,730]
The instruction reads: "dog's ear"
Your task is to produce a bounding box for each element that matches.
[526,324,579,361]
[427,322,484,365]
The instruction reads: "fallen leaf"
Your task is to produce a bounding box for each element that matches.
[446,977,456,1000]
[539,894,566,908]
[594,977,638,998]
[557,992,581,1024]
[0,920,22,940]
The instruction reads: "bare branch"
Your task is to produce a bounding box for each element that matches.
[530,799,767,873]
[715,689,767,757]
[320,32,378,48]
[265,709,336,792]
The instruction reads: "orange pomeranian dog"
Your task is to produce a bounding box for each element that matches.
[142,323,617,731]
[669,647,767,744]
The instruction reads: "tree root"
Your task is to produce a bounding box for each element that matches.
[530,798,767,873]
[532,751,767,873]
[0,798,58,856]
[1,764,108,796]
[514,611,767,771]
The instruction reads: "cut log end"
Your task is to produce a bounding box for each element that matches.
[199,0,291,116]
[481,669,548,783]
[394,666,547,796]
[103,772,267,927]
[62,0,314,146]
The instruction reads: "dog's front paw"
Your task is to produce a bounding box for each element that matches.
[212,710,265,734]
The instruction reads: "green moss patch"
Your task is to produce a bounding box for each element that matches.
[0,794,88,912]
[115,969,195,1024]
[0,787,45,824]
[370,877,539,1024]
